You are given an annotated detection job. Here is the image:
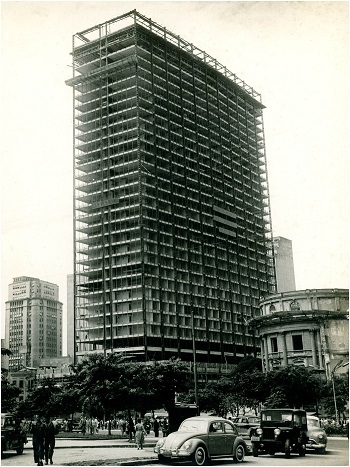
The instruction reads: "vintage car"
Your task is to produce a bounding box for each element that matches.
[232,415,260,437]
[250,408,308,458]
[154,415,248,465]
[306,415,327,453]
[1,413,27,457]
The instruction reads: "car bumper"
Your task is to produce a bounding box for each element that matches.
[306,440,327,450]
[154,447,192,459]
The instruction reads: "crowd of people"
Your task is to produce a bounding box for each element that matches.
[75,414,169,440]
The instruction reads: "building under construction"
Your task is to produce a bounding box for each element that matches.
[66,10,276,375]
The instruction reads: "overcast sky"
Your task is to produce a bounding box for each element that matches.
[1,1,348,353]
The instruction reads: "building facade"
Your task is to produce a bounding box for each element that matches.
[67,274,75,358]
[66,10,276,371]
[5,276,63,370]
[273,236,296,293]
[253,288,349,379]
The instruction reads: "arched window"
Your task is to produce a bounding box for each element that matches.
[269,304,276,312]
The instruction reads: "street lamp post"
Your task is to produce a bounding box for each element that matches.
[191,310,199,412]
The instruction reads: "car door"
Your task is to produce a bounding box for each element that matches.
[208,421,225,456]
[240,417,249,435]
[223,421,237,454]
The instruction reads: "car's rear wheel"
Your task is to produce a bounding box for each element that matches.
[191,445,207,466]
[16,442,24,455]
[233,443,245,463]
[284,439,291,458]
[252,442,259,457]
[268,449,275,455]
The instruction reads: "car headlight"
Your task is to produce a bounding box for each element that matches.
[256,428,263,435]
[317,434,324,439]
[156,439,165,448]
[274,428,281,435]
[181,440,193,451]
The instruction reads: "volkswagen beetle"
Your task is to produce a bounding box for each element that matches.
[154,416,248,465]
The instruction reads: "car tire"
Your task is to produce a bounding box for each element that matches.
[316,447,326,454]
[16,443,24,455]
[298,443,306,457]
[233,443,245,463]
[158,454,172,464]
[284,439,291,458]
[268,449,275,455]
[191,445,207,466]
[252,442,259,457]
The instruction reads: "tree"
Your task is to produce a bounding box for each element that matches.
[230,357,266,414]
[1,373,21,412]
[69,355,192,418]
[70,353,127,418]
[262,366,321,408]
[320,373,349,421]
[149,358,192,412]
[21,377,63,417]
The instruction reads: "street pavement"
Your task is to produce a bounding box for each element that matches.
[1,429,348,466]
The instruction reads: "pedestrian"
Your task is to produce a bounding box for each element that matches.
[80,416,86,435]
[43,415,56,465]
[135,419,146,450]
[32,414,45,466]
[153,417,159,437]
[128,416,135,442]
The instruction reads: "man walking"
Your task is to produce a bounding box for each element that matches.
[32,414,45,466]
[43,415,56,465]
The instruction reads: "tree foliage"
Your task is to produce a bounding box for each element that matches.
[262,365,321,408]
[1,373,21,412]
[68,355,192,418]
[320,374,349,420]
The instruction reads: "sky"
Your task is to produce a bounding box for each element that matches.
[1,1,349,354]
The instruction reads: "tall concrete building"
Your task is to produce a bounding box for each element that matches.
[273,236,296,292]
[66,274,75,358]
[66,10,276,373]
[5,276,63,370]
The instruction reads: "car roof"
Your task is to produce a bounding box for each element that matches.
[262,408,306,413]
[183,416,230,422]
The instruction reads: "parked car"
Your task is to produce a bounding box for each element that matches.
[306,415,327,454]
[154,415,248,465]
[1,413,27,457]
[232,415,260,437]
[250,408,308,458]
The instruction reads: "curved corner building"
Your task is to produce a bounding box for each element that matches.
[66,10,276,374]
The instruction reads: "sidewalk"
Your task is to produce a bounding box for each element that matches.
[26,430,160,465]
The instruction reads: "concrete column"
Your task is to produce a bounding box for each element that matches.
[310,330,318,368]
[260,340,265,372]
[264,336,269,372]
[316,329,323,369]
[281,332,288,366]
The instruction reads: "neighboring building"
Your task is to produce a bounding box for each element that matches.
[37,356,74,385]
[253,288,349,380]
[5,276,63,370]
[66,10,276,373]
[1,338,10,372]
[8,367,37,402]
[67,274,75,358]
[273,236,296,293]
